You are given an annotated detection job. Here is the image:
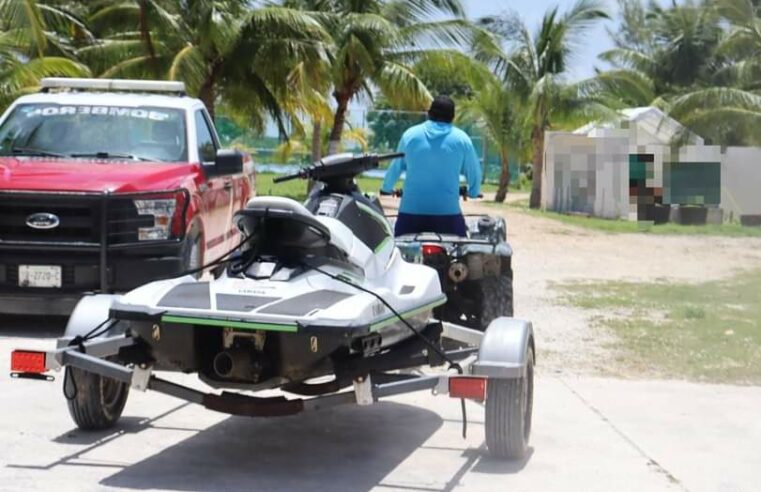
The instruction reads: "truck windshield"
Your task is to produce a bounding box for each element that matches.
[0,103,187,162]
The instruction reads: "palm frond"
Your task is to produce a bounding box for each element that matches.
[374,60,432,110]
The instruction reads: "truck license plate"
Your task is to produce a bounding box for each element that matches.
[18,265,62,288]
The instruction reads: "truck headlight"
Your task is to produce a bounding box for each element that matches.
[134,199,177,240]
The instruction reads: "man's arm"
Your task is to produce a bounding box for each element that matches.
[381,138,407,193]
[462,137,482,198]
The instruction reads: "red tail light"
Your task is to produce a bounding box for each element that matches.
[449,376,487,401]
[11,350,47,374]
[422,244,446,256]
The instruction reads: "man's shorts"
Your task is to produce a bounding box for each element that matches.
[394,212,467,237]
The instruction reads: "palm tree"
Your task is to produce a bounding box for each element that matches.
[286,0,475,155]
[460,76,525,202]
[598,0,723,99]
[0,0,91,110]
[596,0,761,145]
[480,0,610,208]
[81,0,179,80]
[78,1,329,132]
[716,0,761,89]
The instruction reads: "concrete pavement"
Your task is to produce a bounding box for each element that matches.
[2,329,760,492]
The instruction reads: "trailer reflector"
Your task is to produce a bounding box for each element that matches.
[11,350,47,374]
[449,376,487,401]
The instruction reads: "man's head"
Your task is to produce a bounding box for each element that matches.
[427,95,455,123]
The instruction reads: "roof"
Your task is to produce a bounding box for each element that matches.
[574,106,703,145]
[10,91,202,111]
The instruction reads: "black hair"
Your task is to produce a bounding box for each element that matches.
[427,95,455,123]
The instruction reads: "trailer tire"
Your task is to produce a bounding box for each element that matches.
[485,348,533,459]
[66,367,129,431]
[478,272,514,330]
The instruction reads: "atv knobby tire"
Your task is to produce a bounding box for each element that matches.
[67,367,129,430]
[485,348,533,459]
[478,272,514,330]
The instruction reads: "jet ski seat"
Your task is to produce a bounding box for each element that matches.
[235,197,350,261]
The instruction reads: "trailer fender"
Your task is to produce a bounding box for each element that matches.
[471,317,534,379]
[64,294,123,340]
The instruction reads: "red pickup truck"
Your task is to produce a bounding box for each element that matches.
[0,78,255,315]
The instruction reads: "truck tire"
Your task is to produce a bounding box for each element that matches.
[478,272,514,330]
[485,348,533,459]
[66,367,129,431]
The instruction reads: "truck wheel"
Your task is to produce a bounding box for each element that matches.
[485,348,533,459]
[66,367,129,431]
[478,272,514,330]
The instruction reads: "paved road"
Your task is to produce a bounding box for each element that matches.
[2,322,759,492]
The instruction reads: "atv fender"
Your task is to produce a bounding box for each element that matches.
[64,294,123,339]
[471,317,534,379]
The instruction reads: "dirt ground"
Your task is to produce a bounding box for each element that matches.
[383,194,761,376]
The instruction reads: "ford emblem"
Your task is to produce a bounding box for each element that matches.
[26,212,60,230]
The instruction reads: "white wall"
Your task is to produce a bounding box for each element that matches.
[722,147,761,220]
[544,135,759,222]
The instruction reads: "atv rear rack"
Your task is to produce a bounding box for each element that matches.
[11,320,531,418]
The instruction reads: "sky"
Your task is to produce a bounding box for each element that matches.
[465,0,617,80]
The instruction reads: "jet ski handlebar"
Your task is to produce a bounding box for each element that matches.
[273,152,404,184]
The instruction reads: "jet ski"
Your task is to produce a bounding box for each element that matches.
[91,152,445,389]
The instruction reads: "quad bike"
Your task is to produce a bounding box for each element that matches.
[11,153,535,460]
[385,186,514,330]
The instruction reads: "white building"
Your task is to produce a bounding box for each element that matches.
[542,107,761,223]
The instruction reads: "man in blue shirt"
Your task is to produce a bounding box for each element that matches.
[381,95,481,237]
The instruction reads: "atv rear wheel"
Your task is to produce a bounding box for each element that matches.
[478,272,514,330]
[66,367,129,431]
[485,348,533,459]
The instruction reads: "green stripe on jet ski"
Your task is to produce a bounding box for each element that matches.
[161,315,298,333]
[374,236,391,253]
[370,296,447,332]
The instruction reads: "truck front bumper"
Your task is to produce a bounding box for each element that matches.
[0,244,188,316]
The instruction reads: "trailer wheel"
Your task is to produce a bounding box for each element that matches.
[485,348,533,459]
[66,367,129,431]
[478,272,514,330]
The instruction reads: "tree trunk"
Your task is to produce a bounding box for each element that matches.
[529,125,544,209]
[199,79,215,120]
[494,147,510,203]
[328,89,351,155]
[311,119,322,163]
[138,0,160,79]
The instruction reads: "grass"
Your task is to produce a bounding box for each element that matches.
[556,269,761,384]
[486,200,761,238]
[254,172,502,202]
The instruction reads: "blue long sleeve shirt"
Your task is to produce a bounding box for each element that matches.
[381,120,482,215]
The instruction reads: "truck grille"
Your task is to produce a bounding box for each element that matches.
[0,193,153,245]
